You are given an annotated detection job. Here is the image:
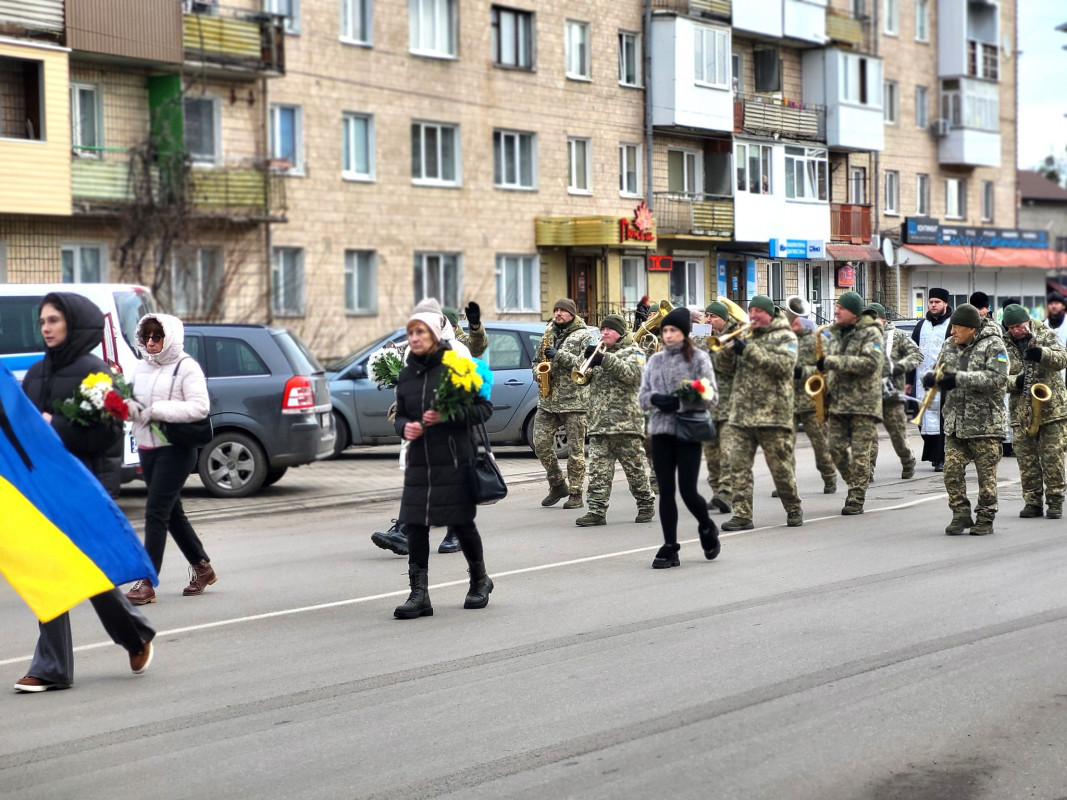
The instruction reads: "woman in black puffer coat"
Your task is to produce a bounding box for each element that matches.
[391,309,493,619]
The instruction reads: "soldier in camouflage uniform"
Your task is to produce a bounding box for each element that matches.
[721,295,803,531]
[923,304,1009,535]
[443,301,488,358]
[702,301,739,513]
[863,303,922,481]
[816,291,883,515]
[1002,304,1067,519]
[533,298,592,509]
[789,313,838,495]
[574,315,656,526]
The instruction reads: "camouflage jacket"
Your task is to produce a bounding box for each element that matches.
[707,320,739,422]
[940,320,1009,438]
[455,323,488,358]
[883,323,923,396]
[727,314,797,430]
[534,316,591,414]
[1004,318,1067,428]
[792,325,820,415]
[824,314,883,419]
[587,333,647,436]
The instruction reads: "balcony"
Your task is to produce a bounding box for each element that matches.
[801,48,884,151]
[66,0,182,64]
[0,0,63,40]
[650,15,734,132]
[653,193,733,238]
[734,94,825,142]
[826,8,864,47]
[830,203,871,243]
[183,4,285,77]
[650,0,731,21]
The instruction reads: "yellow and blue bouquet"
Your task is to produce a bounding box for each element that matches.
[434,351,493,421]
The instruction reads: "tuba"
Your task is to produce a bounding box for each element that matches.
[784,295,811,321]
[534,322,554,398]
[634,300,673,350]
[706,296,752,352]
[804,324,833,422]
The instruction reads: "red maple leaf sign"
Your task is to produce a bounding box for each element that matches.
[633,201,654,232]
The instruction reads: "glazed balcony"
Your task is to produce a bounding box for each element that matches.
[830,203,871,243]
[734,93,826,142]
[652,192,734,238]
[650,0,732,21]
[183,4,285,77]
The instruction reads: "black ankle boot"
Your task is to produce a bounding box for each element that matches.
[651,543,680,569]
[698,520,721,560]
[394,566,433,619]
[371,520,409,556]
[464,561,494,609]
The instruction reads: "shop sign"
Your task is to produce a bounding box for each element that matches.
[769,238,826,259]
[902,216,940,245]
[903,217,1050,249]
[619,201,655,243]
[648,255,673,271]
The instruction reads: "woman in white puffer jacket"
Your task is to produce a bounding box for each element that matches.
[123,313,216,606]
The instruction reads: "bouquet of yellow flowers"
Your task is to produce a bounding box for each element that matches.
[55,371,129,426]
[434,350,492,422]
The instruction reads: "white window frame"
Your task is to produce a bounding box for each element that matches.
[0,242,6,282]
[272,247,306,316]
[840,53,883,109]
[915,0,929,42]
[883,0,898,35]
[70,83,101,157]
[914,85,928,130]
[492,5,534,69]
[884,170,899,215]
[916,173,930,215]
[670,258,704,308]
[495,254,539,312]
[171,246,223,317]
[668,148,701,196]
[735,142,773,195]
[269,103,304,174]
[61,244,107,283]
[409,0,457,58]
[620,256,647,309]
[567,136,592,194]
[618,30,641,87]
[849,166,866,204]
[981,180,994,222]
[414,252,461,308]
[411,121,461,186]
[883,80,898,124]
[342,112,374,181]
[694,25,729,88]
[493,129,536,190]
[340,0,371,45]
[945,177,966,219]
[344,249,378,314]
[266,0,300,34]
[183,95,221,166]
[784,146,828,202]
[565,20,591,80]
[619,142,641,197]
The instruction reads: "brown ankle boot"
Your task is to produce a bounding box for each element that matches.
[183,560,217,596]
[125,579,156,605]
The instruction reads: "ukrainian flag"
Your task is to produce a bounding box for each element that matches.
[0,362,157,622]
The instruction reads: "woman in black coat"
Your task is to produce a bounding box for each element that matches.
[391,310,494,619]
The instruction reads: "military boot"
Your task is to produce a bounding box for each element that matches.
[786,509,804,527]
[970,517,995,535]
[822,478,838,494]
[1047,503,1063,520]
[945,513,974,535]
[562,493,584,509]
[841,494,865,515]
[901,462,916,479]
[575,512,606,527]
[722,516,754,531]
[394,567,433,619]
[541,483,569,507]
[709,493,733,513]
[1019,504,1044,518]
[634,506,655,523]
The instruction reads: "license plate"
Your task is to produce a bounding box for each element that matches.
[129,433,137,454]
[320,413,330,429]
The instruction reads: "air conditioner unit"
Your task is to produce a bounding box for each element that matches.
[930,119,950,138]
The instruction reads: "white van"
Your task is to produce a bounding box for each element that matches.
[0,283,159,481]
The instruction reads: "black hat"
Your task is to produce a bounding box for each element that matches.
[929,288,950,302]
[1048,291,1066,306]
[661,307,692,337]
[968,291,989,309]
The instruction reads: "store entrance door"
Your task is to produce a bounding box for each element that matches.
[568,256,596,321]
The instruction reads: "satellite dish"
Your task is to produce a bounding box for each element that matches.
[881,237,896,266]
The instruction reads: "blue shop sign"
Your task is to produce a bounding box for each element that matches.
[769,238,826,259]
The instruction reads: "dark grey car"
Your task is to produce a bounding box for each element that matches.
[184,324,335,497]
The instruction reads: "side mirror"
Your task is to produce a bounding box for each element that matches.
[346,363,367,380]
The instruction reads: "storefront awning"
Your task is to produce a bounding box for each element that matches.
[900,245,1067,269]
[826,244,884,262]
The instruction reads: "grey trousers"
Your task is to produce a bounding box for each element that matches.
[27,588,155,686]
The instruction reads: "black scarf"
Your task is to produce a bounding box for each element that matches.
[925,306,951,325]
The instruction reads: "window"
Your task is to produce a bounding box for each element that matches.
[668,148,701,195]
[884,170,899,214]
[341,0,371,44]
[694,25,729,87]
[915,0,929,42]
[270,104,303,173]
[565,20,590,79]
[414,252,460,307]
[883,80,898,123]
[483,330,526,370]
[266,0,300,33]
[206,337,269,377]
[849,167,866,204]
[496,254,538,311]
[841,53,881,107]
[753,48,780,93]
[61,245,105,283]
[945,177,966,219]
[494,129,536,190]
[621,256,647,307]
[619,143,641,196]
[410,0,456,57]
[619,31,640,87]
[70,84,100,156]
[0,56,43,140]
[768,261,784,303]
[345,250,377,314]
[732,51,743,93]
[342,113,374,180]
[883,0,897,35]
[171,247,222,316]
[670,259,704,308]
[914,85,928,129]
[784,146,828,202]
[567,137,592,194]
[981,180,994,222]
[184,96,220,164]
[272,247,305,315]
[411,121,460,185]
[735,143,772,194]
[916,173,930,215]
[940,79,998,131]
[492,6,534,69]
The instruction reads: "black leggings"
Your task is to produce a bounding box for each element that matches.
[651,434,712,545]
[406,522,483,569]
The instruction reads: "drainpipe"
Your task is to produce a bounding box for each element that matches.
[643,0,655,298]
[262,73,273,326]
[871,0,885,310]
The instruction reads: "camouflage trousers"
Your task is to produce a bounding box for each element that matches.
[1012,418,1067,508]
[944,435,1001,521]
[827,414,879,504]
[794,410,837,481]
[702,420,737,499]
[534,409,587,494]
[726,423,800,521]
[586,434,655,516]
[869,400,916,473]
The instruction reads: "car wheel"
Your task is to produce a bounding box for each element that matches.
[198,431,268,498]
[262,466,288,487]
[331,411,351,458]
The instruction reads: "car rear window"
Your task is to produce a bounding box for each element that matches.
[206,336,270,377]
[274,330,325,375]
[0,296,44,354]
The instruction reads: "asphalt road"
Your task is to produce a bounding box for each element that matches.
[3,444,1067,799]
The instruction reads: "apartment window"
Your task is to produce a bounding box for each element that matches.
[342,113,374,180]
[849,167,866,204]
[492,6,534,69]
[70,83,100,156]
[735,143,772,194]
[61,245,105,283]
[272,247,305,315]
[915,0,929,42]
[565,20,590,79]
[414,252,460,307]
[621,256,647,307]
[496,254,538,311]
[172,247,222,317]
[841,54,882,107]
[884,170,899,214]
[344,250,377,314]
[940,79,998,131]
[493,129,536,190]
[0,56,43,140]
[883,80,898,123]
[670,259,704,308]
[981,180,994,222]
[916,173,930,215]
[753,48,780,93]
[183,96,220,164]
[410,0,456,57]
[619,143,641,196]
[883,0,897,35]
[619,31,640,87]
[668,148,701,195]
[732,51,743,93]
[265,0,299,33]
[567,137,592,194]
[784,146,828,202]
[694,25,729,88]
[945,177,966,219]
[411,121,460,185]
[341,0,371,44]
[270,104,303,173]
[915,85,928,129]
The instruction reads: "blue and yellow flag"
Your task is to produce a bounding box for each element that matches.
[0,362,156,622]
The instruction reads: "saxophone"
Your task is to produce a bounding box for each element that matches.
[804,324,833,422]
[1020,348,1052,436]
[534,322,554,398]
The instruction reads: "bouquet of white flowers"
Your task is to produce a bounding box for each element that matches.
[367,343,406,390]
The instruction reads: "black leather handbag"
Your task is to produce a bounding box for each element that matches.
[160,358,213,448]
[675,409,715,443]
[468,421,508,505]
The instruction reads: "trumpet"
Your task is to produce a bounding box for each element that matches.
[804,324,833,422]
[571,341,608,384]
[707,324,753,353]
[1025,382,1052,436]
[634,299,673,350]
[911,356,946,425]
